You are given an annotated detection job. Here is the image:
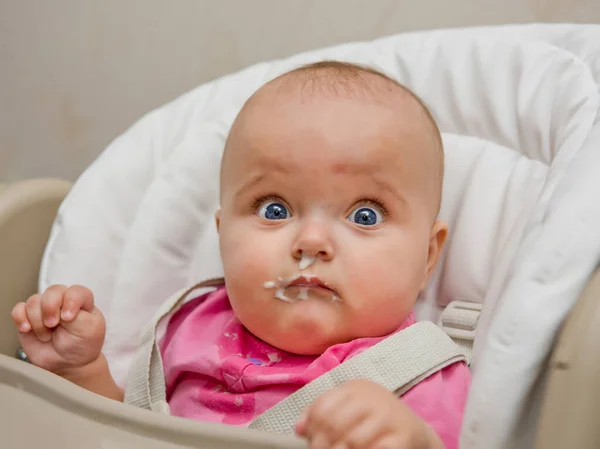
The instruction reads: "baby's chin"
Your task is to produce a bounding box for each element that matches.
[259,332,343,356]
[245,312,355,356]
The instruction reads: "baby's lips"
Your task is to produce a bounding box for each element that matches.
[287,275,340,296]
[287,276,328,290]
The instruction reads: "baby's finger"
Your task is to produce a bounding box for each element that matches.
[25,294,52,342]
[340,417,382,449]
[324,403,369,446]
[61,285,94,321]
[40,285,68,328]
[300,388,349,441]
[11,302,31,332]
[308,432,331,449]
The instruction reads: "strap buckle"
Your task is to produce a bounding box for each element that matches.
[438,301,483,341]
[15,347,31,364]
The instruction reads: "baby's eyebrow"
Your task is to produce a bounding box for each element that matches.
[233,157,291,198]
[332,162,407,204]
[235,174,265,199]
[370,175,408,205]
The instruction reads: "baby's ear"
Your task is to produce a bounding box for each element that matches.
[422,220,448,289]
[215,209,221,233]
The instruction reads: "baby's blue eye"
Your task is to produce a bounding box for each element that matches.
[348,206,383,226]
[258,202,289,220]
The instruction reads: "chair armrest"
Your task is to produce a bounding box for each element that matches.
[534,266,600,448]
[0,178,71,356]
[0,354,306,449]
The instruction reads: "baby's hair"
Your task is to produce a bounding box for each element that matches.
[278,61,441,141]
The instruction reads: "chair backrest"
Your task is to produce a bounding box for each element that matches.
[39,24,600,449]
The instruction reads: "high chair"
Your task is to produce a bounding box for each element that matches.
[2,23,600,448]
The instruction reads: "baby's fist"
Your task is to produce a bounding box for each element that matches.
[296,379,443,449]
[11,285,105,374]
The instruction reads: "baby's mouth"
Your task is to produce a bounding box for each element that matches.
[287,275,334,292]
[263,274,340,302]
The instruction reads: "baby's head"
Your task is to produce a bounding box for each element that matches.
[216,61,446,355]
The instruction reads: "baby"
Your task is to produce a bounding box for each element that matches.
[11,61,470,448]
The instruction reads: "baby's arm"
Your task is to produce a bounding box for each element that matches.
[58,353,124,401]
[11,285,123,401]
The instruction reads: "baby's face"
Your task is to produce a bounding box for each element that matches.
[217,87,446,355]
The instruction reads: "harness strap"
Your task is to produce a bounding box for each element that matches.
[124,278,225,412]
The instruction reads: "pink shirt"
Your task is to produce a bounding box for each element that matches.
[161,287,470,449]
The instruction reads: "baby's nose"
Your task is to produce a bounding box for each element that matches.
[292,246,332,262]
[291,223,334,262]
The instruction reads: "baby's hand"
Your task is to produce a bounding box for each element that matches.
[11,285,105,375]
[296,379,444,449]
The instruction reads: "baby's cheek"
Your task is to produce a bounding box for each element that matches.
[345,246,418,318]
[221,232,278,296]
[346,247,402,290]
[222,225,260,266]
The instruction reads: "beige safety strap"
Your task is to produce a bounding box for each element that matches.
[248,321,467,435]
[438,300,482,364]
[124,278,225,412]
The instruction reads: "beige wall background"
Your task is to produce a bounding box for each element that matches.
[1,0,599,183]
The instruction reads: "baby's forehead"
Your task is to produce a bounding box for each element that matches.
[235,99,432,187]
[239,65,439,148]
[244,79,433,157]
[231,74,434,165]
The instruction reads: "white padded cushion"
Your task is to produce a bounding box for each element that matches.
[40,24,600,449]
